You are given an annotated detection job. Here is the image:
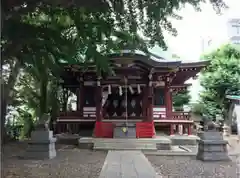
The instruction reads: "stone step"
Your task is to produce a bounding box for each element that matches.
[94,145,157,150]
[94,141,156,145]
[170,135,199,145]
[94,138,170,144]
[94,145,156,149]
[94,140,157,150]
[94,142,156,147]
[79,137,171,151]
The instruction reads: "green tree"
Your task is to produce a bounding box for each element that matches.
[1,0,227,141]
[172,90,191,111]
[199,44,240,120]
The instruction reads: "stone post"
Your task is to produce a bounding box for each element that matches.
[24,114,57,159]
[188,124,192,135]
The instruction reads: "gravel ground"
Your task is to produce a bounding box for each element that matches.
[147,155,239,178]
[2,136,240,178]
[2,143,107,178]
[147,136,240,178]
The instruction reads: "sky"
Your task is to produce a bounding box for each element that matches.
[154,0,240,102]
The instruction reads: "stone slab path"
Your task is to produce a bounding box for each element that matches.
[99,151,159,178]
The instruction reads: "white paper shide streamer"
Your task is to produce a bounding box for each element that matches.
[108,85,111,94]
[119,86,123,96]
[137,84,141,94]
[129,85,134,94]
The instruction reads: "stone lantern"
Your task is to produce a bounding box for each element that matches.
[196,120,230,161]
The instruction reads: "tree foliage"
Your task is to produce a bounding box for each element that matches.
[1,0,228,140]
[199,44,240,120]
[172,90,191,111]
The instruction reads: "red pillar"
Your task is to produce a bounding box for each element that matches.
[94,80,104,138]
[169,91,173,113]
[170,124,174,135]
[164,78,172,119]
[77,81,84,116]
[147,82,153,122]
[188,124,192,135]
[95,81,102,121]
[142,87,147,117]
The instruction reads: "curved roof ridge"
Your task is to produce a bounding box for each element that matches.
[110,49,182,63]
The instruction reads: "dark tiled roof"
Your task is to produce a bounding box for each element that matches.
[60,50,209,69]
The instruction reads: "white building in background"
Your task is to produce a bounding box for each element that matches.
[200,36,213,53]
[227,18,240,44]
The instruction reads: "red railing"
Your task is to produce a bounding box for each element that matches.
[59,111,81,117]
[57,108,96,121]
[171,112,191,120]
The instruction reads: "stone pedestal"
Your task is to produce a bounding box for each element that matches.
[196,131,229,161]
[114,123,136,138]
[24,130,57,159]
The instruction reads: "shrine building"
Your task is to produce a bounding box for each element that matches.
[55,50,208,138]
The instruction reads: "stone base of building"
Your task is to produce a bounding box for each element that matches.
[24,130,57,159]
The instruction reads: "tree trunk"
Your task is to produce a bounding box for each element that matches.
[49,82,60,131]
[1,99,8,143]
[39,79,48,119]
[1,59,21,143]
